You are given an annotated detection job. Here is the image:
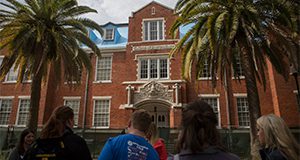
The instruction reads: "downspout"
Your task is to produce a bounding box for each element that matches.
[82,53,92,136]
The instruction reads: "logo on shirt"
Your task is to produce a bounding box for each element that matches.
[127,140,149,160]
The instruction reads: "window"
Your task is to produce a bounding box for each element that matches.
[139,57,169,80]
[201,97,220,126]
[237,97,250,127]
[93,98,110,128]
[104,28,114,40]
[96,56,112,81]
[64,98,80,127]
[143,19,164,41]
[233,54,244,77]
[199,59,211,79]
[5,66,18,82]
[16,99,30,126]
[0,98,12,126]
[0,56,3,65]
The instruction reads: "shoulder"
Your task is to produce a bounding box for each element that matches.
[269,149,287,160]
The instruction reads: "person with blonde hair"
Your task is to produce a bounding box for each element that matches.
[256,114,300,160]
[146,123,168,160]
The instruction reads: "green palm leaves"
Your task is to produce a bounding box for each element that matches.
[0,0,102,131]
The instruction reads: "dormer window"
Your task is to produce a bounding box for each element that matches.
[104,28,114,40]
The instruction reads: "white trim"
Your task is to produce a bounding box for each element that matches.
[128,39,178,44]
[95,54,113,82]
[233,93,247,97]
[232,76,245,79]
[122,79,185,85]
[0,96,15,99]
[198,94,220,97]
[103,28,114,40]
[92,97,111,128]
[15,98,30,127]
[63,96,81,100]
[142,18,165,41]
[93,96,112,99]
[134,53,169,61]
[18,96,30,99]
[293,90,298,94]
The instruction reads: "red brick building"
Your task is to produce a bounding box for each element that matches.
[0,2,299,152]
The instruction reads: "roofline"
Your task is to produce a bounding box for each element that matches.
[101,22,128,27]
[131,1,174,16]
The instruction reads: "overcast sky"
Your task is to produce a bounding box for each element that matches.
[0,0,177,25]
[78,0,177,25]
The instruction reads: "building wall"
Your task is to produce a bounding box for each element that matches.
[0,2,299,133]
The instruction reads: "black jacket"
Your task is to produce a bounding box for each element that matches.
[25,127,92,160]
[172,147,240,160]
[259,148,287,160]
[61,127,92,160]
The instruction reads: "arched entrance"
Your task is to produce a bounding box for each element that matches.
[135,100,170,128]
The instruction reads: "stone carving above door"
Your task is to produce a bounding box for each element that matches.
[134,81,173,103]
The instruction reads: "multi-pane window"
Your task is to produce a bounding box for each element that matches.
[139,57,169,80]
[233,54,244,77]
[143,20,164,41]
[104,28,114,40]
[200,59,211,78]
[93,99,110,127]
[64,98,80,127]
[96,56,112,81]
[0,98,12,125]
[17,99,30,126]
[201,97,220,126]
[237,97,250,127]
[5,66,18,82]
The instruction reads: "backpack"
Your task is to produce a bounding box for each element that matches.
[24,136,66,160]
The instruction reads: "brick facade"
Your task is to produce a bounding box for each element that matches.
[0,1,299,134]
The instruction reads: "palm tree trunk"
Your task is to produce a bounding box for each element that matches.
[27,69,43,133]
[240,47,262,160]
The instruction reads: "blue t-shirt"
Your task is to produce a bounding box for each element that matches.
[98,134,159,160]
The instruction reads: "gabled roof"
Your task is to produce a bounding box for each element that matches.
[132,1,174,15]
[101,22,128,27]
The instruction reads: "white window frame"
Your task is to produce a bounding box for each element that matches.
[5,65,18,83]
[64,97,81,127]
[199,94,221,128]
[293,90,300,110]
[137,55,170,80]
[198,59,212,80]
[15,96,30,127]
[95,54,113,83]
[234,94,250,128]
[232,54,245,79]
[143,18,165,41]
[104,28,114,40]
[92,96,111,129]
[0,96,14,127]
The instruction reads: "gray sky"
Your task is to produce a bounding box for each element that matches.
[78,0,177,25]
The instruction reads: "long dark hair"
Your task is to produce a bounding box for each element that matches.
[40,106,74,139]
[17,129,34,154]
[176,99,224,153]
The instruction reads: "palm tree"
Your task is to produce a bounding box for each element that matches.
[0,0,102,133]
[170,0,299,158]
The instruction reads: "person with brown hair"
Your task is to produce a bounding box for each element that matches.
[25,106,92,160]
[146,123,168,160]
[98,109,159,160]
[8,129,35,160]
[257,114,300,160]
[174,99,239,160]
